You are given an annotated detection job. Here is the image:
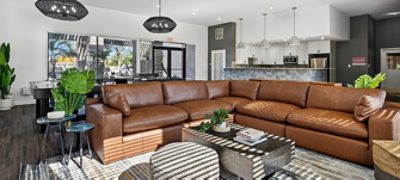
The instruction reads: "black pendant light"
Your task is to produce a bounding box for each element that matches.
[143,0,177,33]
[35,0,89,21]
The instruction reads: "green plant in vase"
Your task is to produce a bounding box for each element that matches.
[348,73,386,89]
[51,68,95,125]
[199,109,229,133]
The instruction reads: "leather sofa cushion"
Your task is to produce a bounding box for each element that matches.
[307,85,386,113]
[215,97,251,108]
[287,108,368,140]
[230,80,260,100]
[102,82,164,108]
[354,94,386,122]
[174,100,233,120]
[106,93,131,116]
[123,105,188,134]
[206,80,230,99]
[163,81,208,105]
[236,100,301,123]
[258,80,309,107]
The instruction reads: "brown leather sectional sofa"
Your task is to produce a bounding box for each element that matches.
[87,80,400,167]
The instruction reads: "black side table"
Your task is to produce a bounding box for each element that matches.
[66,122,95,168]
[36,115,76,165]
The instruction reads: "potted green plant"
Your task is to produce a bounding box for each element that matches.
[199,109,230,133]
[51,68,96,123]
[0,43,16,111]
[348,73,386,89]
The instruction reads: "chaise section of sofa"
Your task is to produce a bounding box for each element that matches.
[88,82,189,164]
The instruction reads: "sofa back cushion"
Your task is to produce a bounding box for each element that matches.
[258,80,310,107]
[206,80,230,99]
[102,82,164,108]
[163,81,208,104]
[307,85,386,113]
[230,80,260,100]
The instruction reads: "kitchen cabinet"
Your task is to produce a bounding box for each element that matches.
[308,40,331,54]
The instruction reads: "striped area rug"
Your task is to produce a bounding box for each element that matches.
[20,147,374,179]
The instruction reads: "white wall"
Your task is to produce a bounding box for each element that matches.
[0,0,208,105]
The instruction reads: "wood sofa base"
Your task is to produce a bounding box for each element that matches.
[99,124,182,164]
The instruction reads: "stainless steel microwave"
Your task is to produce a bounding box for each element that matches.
[283,55,298,64]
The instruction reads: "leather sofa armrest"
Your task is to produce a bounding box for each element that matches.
[368,107,400,146]
[87,104,123,139]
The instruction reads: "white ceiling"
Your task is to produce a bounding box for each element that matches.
[80,0,400,26]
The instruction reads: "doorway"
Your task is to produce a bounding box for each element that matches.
[211,49,226,80]
[381,48,400,89]
[153,43,186,79]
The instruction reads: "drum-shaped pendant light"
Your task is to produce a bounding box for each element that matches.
[143,0,177,33]
[35,0,88,21]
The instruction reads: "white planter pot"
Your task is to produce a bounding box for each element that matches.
[217,122,227,128]
[0,95,13,111]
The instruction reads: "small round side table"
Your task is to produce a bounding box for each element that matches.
[36,114,76,165]
[66,122,95,168]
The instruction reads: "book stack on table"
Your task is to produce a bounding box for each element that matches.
[234,128,267,146]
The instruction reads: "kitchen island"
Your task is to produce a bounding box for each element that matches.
[223,67,329,82]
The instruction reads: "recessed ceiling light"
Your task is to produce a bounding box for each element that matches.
[386,11,400,16]
[269,6,273,10]
[156,4,160,8]
[320,37,325,40]
[192,12,196,15]
[283,39,287,42]
[217,17,222,21]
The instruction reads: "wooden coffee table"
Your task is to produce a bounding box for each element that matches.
[182,123,295,179]
[373,140,400,179]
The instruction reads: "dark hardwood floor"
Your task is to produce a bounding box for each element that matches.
[0,105,57,180]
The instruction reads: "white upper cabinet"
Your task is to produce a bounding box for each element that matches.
[237,5,349,43]
[308,40,331,54]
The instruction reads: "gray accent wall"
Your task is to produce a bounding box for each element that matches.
[208,22,236,80]
[336,15,375,85]
[375,17,400,73]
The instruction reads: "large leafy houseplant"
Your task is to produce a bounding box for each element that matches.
[349,73,386,89]
[51,68,96,116]
[199,109,229,132]
[0,43,16,100]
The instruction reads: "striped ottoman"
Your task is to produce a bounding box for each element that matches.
[150,142,220,179]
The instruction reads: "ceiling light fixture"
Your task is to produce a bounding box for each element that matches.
[35,0,88,21]
[320,37,325,40]
[260,13,271,48]
[237,18,245,49]
[387,11,400,16]
[217,17,222,21]
[143,0,177,33]
[269,6,273,10]
[289,7,301,46]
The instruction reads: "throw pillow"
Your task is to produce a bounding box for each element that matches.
[354,95,385,122]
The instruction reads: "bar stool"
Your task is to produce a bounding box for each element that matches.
[66,122,95,168]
